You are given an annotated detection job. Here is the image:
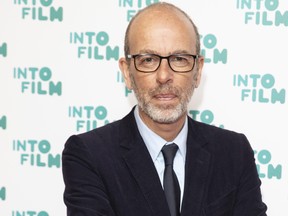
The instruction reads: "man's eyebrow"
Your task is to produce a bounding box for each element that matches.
[170,50,192,55]
[136,49,193,55]
[136,49,192,55]
[137,49,158,54]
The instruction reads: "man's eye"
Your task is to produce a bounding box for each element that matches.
[139,56,158,64]
[172,56,187,62]
[143,57,153,62]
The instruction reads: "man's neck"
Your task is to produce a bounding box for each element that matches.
[138,109,186,142]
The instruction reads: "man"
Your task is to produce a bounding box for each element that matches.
[62,2,267,216]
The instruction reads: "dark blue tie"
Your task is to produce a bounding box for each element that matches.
[162,143,181,216]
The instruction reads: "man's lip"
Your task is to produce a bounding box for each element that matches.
[154,94,177,99]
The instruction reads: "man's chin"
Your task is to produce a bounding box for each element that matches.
[146,106,183,124]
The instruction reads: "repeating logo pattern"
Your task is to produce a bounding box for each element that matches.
[68,105,110,132]
[201,34,228,64]
[0,42,7,57]
[233,73,286,103]
[69,31,119,60]
[12,211,49,216]
[0,187,6,201]
[14,0,63,22]
[236,0,288,26]
[0,1,287,215]
[119,0,159,21]
[254,149,282,179]
[0,115,7,130]
[13,67,62,95]
[12,139,61,168]
[189,109,224,128]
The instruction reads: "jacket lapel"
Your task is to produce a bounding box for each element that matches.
[119,108,170,216]
[119,109,211,216]
[181,118,211,216]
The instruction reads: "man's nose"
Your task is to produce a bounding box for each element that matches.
[156,59,174,84]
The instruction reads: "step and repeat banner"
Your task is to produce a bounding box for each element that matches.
[1,0,287,215]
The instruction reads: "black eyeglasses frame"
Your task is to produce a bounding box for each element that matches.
[127,53,199,73]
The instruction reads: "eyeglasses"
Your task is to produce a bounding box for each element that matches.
[127,53,199,73]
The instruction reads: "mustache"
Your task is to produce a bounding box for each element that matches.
[149,84,181,96]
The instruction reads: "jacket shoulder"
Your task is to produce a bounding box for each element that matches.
[188,118,253,155]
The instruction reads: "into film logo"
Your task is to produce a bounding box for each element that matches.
[12,139,61,168]
[201,34,228,64]
[13,66,62,96]
[236,0,288,26]
[68,105,110,132]
[69,31,119,60]
[0,115,7,130]
[254,149,282,179]
[0,42,7,57]
[13,0,63,22]
[118,0,159,22]
[12,211,49,216]
[189,109,224,128]
[233,73,286,104]
[0,186,6,201]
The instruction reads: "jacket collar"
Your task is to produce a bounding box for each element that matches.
[119,107,170,215]
[119,107,211,215]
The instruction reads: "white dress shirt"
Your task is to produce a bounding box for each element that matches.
[134,106,187,206]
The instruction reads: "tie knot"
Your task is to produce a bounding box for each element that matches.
[161,143,178,166]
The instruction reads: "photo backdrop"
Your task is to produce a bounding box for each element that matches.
[1,0,287,215]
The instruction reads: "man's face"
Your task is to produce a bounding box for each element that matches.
[120,8,203,124]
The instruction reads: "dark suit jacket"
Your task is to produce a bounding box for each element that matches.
[62,107,267,216]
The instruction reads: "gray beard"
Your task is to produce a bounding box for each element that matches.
[140,101,187,123]
[131,75,193,124]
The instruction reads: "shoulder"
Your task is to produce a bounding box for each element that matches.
[65,118,122,151]
[188,117,253,155]
[64,108,137,152]
[190,117,248,141]
[78,118,122,141]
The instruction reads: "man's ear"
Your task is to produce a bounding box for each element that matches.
[119,57,133,90]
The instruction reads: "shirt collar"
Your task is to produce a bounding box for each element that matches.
[134,106,187,162]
